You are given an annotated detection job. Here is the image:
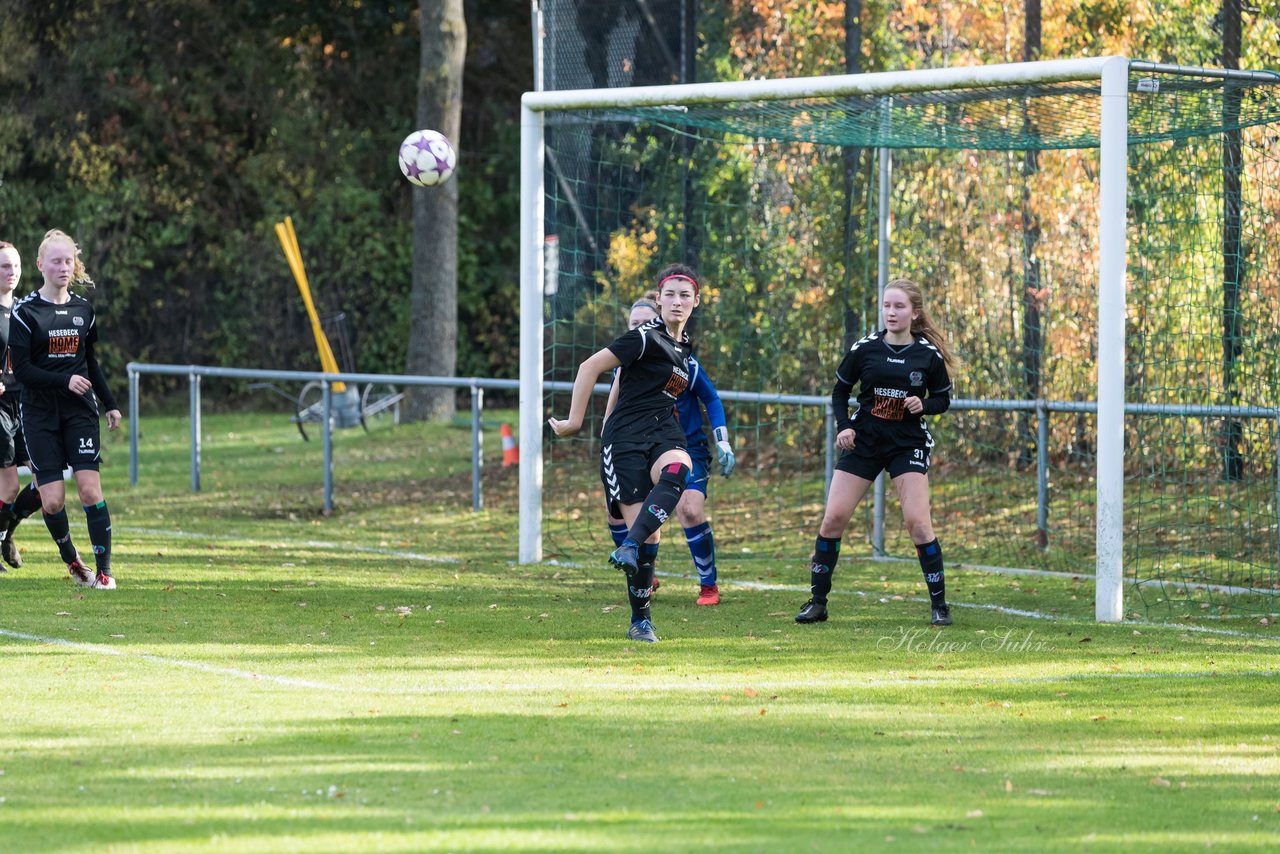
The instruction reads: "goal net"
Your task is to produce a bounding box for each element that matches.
[519,58,1280,621]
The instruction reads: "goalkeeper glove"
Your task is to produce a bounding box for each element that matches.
[714,426,736,478]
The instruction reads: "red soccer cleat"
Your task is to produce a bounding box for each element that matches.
[696,584,720,606]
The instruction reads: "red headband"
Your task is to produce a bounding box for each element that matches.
[658,274,699,295]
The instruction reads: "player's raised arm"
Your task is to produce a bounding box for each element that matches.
[547,348,621,437]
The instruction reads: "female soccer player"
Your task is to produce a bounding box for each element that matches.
[604,294,736,606]
[549,264,702,642]
[10,229,123,589]
[795,278,955,627]
[0,242,42,571]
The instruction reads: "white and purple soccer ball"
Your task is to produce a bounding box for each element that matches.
[398,129,457,187]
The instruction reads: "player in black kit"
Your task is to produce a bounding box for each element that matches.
[10,230,123,590]
[0,242,43,570]
[548,264,702,643]
[795,278,956,627]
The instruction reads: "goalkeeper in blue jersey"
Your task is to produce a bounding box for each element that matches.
[604,294,736,606]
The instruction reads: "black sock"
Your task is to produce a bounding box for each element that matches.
[0,499,13,539]
[43,509,79,564]
[14,482,42,521]
[84,501,112,577]
[810,535,841,603]
[628,546,657,623]
[625,463,689,546]
[916,539,946,607]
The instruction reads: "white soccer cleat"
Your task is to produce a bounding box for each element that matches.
[90,571,117,590]
[67,558,93,586]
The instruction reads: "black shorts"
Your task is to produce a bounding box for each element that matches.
[0,395,28,468]
[835,418,933,480]
[600,436,687,516]
[22,402,101,485]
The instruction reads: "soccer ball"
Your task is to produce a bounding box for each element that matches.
[398,129,457,187]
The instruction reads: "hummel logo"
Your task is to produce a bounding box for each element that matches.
[887,357,905,364]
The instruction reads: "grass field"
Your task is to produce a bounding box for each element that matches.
[2,412,1278,852]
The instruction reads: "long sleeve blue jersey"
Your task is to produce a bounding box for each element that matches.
[674,354,727,452]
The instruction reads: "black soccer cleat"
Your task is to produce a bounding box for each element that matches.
[608,540,640,577]
[1,530,21,569]
[795,598,828,624]
[931,604,952,627]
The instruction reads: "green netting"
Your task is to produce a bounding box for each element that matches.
[555,74,1280,151]
[541,67,1280,617]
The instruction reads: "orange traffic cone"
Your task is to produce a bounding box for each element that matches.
[500,423,519,467]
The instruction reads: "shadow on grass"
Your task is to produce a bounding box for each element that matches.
[1,680,1278,853]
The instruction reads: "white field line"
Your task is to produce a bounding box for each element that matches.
[1,528,1271,696]
[874,554,1279,597]
[117,526,457,564]
[0,627,1275,696]
[120,528,1277,638]
[0,628,345,691]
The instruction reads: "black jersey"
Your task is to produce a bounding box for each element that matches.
[10,290,118,415]
[602,317,691,444]
[834,331,951,432]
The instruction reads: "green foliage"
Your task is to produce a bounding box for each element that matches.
[0,0,526,400]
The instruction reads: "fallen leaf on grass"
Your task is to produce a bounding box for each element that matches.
[1091,715,1108,721]
[966,809,983,818]
[1027,788,1051,796]
[55,611,71,617]
[1149,776,1171,786]
[744,687,758,698]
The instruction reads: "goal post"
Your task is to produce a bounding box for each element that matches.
[518,56,1280,622]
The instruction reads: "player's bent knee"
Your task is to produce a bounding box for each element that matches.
[658,462,690,492]
[904,518,934,542]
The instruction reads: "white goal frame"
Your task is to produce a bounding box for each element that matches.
[517,56,1266,622]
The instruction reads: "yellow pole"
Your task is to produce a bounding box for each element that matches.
[275,217,346,392]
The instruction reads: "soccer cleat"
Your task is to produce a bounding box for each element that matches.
[651,577,661,592]
[696,584,720,606]
[931,604,952,626]
[0,530,21,569]
[91,571,117,590]
[626,619,659,643]
[608,540,639,577]
[67,557,93,586]
[795,598,828,623]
